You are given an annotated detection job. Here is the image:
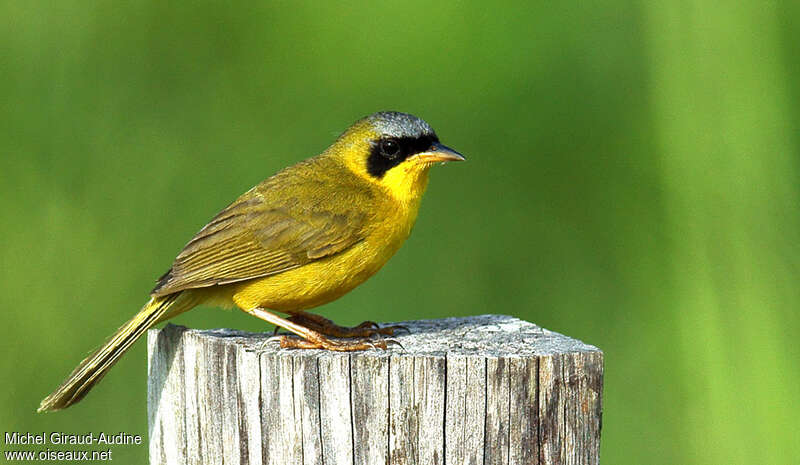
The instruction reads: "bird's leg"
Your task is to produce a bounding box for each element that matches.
[243,307,390,351]
[285,311,409,338]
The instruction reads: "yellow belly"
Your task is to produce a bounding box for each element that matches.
[202,173,428,315]
[228,237,398,313]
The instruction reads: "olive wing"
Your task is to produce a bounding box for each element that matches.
[151,191,368,297]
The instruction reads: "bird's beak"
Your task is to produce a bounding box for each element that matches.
[416,142,466,163]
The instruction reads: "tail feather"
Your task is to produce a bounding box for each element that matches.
[38,292,190,412]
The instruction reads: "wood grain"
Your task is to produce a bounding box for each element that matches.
[147,314,603,465]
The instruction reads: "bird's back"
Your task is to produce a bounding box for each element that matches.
[152,154,388,298]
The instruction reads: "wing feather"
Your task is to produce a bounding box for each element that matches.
[151,163,373,296]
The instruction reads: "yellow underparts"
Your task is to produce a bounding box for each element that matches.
[231,188,424,314]
[205,146,433,316]
[231,241,386,312]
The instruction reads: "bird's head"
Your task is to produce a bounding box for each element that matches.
[326,111,464,200]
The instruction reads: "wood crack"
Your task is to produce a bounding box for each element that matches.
[146,315,603,465]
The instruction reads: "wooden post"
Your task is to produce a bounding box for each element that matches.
[147,315,603,465]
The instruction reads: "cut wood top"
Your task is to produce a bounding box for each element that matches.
[148,314,604,465]
[168,314,600,357]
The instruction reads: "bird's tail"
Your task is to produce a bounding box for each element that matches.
[38,292,194,412]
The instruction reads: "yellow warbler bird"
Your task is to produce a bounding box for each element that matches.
[39,111,464,412]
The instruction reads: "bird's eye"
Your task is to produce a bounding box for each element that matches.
[380,139,401,158]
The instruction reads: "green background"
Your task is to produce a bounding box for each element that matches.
[2,1,799,463]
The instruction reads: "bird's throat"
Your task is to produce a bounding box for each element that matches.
[379,164,431,207]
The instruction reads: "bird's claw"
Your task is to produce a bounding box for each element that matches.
[381,337,405,351]
[355,321,380,330]
[260,335,285,350]
[388,324,410,334]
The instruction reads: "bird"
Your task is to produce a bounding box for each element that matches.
[38,111,464,412]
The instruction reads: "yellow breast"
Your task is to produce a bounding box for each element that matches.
[229,175,427,313]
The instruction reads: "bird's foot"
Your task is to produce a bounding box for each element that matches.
[272,334,402,351]
[285,312,410,338]
[244,307,404,352]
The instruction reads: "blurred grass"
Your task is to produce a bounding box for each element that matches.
[1,1,798,463]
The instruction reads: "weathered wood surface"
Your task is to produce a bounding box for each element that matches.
[147,314,603,465]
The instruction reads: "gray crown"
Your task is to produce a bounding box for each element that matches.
[368,111,435,139]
